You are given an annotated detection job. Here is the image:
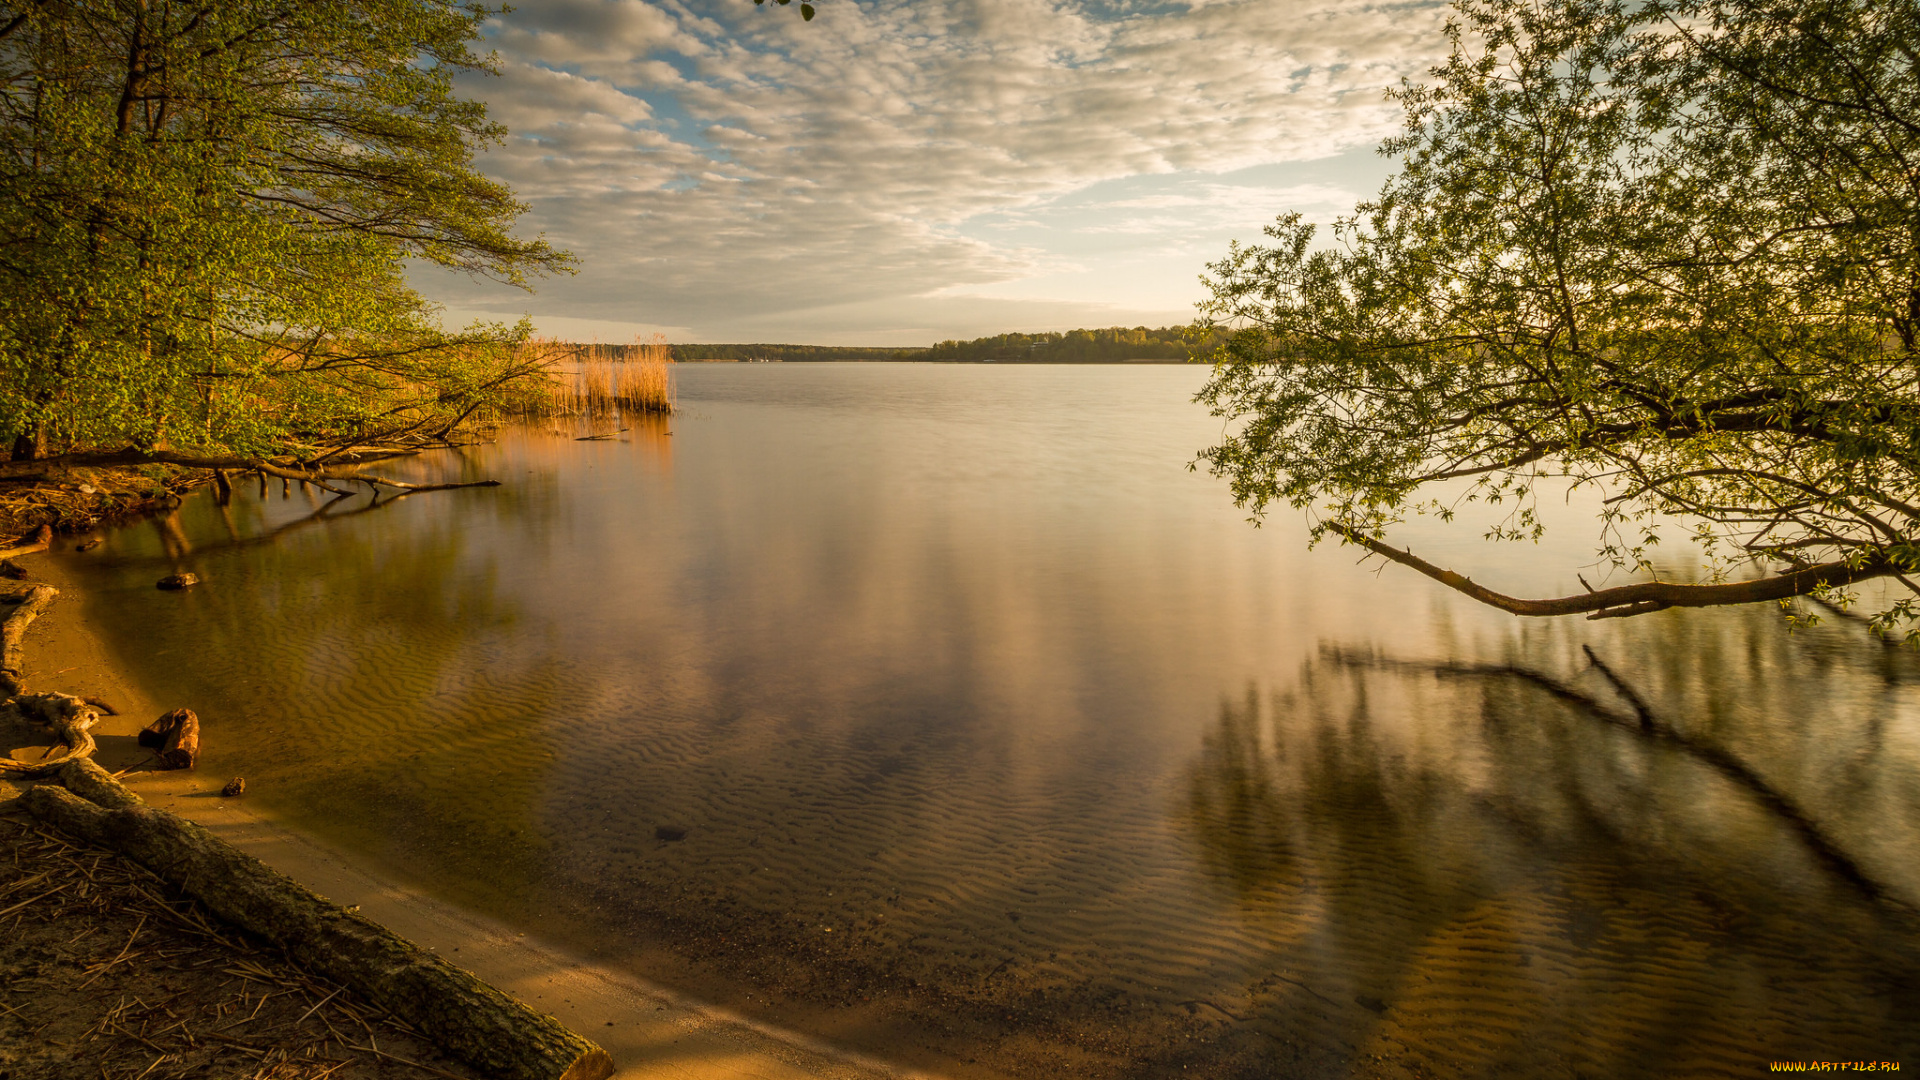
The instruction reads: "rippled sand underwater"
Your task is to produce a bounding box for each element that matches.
[59,365,1920,1078]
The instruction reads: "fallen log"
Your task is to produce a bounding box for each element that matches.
[139,707,201,769]
[1,583,58,697]
[22,779,614,1080]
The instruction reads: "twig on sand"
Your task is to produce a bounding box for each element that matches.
[349,1044,480,1080]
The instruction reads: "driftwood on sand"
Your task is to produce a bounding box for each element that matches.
[139,706,201,769]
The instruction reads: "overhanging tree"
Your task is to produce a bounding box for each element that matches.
[0,0,570,467]
[1197,0,1920,630]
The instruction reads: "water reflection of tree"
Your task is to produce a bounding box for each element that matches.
[79,461,574,918]
[1180,635,1920,1079]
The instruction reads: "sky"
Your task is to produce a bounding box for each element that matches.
[420,0,1453,346]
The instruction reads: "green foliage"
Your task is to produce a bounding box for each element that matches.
[1197,0,1920,623]
[924,325,1203,363]
[0,0,570,459]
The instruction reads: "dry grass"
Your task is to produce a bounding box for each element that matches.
[511,334,675,427]
[0,467,207,537]
[0,807,473,1080]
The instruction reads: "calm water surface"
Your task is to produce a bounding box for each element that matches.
[56,365,1920,1078]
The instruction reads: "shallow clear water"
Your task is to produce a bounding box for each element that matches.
[56,365,1920,1078]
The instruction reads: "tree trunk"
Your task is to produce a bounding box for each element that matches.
[22,779,614,1080]
[9,425,38,462]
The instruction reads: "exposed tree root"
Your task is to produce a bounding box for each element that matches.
[0,557,110,781]
[2,581,111,776]
[1,583,58,698]
[0,692,104,775]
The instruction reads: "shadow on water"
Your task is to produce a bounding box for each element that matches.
[1180,625,1920,1079]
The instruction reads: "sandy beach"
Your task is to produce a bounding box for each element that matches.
[3,551,955,1080]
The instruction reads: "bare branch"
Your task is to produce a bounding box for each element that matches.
[1328,523,1891,619]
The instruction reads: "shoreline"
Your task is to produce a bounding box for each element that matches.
[7,551,947,1080]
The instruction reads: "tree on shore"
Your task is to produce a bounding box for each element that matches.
[1197,0,1920,631]
[0,0,570,467]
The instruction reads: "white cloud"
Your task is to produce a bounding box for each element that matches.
[424,0,1449,342]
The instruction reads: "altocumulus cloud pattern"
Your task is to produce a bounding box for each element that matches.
[430,0,1450,343]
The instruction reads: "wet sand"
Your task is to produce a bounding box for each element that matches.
[3,554,956,1080]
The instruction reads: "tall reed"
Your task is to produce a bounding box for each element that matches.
[610,333,673,415]
[511,333,675,423]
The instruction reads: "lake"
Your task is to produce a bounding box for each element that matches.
[55,364,1920,1078]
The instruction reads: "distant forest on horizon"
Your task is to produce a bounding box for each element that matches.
[565,325,1208,363]
[921,325,1202,362]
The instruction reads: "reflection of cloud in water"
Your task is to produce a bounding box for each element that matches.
[1181,639,1920,1078]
